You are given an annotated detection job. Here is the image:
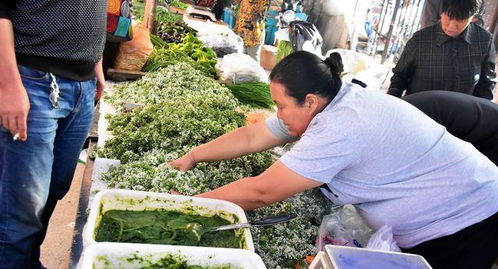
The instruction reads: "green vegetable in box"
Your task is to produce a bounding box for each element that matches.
[101,150,329,269]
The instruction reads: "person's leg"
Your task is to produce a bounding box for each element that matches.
[29,76,96,268]
[403,212,498,269]
[245,28,266,62]
[29,195,57,269]
[0,66,60,269]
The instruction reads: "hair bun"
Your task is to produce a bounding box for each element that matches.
[324,52,344,75]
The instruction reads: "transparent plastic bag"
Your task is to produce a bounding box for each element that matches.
[198,32,243,57]
[366,225,401,252]
[114,23,153,71]
[215,53,268,85]
[316,205,373,251]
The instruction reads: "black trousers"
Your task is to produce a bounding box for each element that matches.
[402,212,498,269]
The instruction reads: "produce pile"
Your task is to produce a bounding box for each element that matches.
[134,0,196,44]
[225,82,274,109]
[169,0,189,9]
[277,41,293,62]
[145,34,217,78]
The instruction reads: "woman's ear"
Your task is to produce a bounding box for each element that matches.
[305,94,319,112]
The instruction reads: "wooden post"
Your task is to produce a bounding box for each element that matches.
[143,0,156,33]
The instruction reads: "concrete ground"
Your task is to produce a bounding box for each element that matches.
[40,162,85,269]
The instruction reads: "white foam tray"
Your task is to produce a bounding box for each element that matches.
[80,242,266,269]
[84,189,254,251]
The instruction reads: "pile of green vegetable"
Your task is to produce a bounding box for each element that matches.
[169,0,189,9]
[99,63,331,268]
[133,0,196,44]
[226,82,274,109]
[277,41,293,62]
[144,34,217,78]
[156,20,197,44]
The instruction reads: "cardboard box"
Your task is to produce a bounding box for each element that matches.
[260,45,278,70]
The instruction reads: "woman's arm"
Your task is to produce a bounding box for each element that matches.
[196,160,323,210]
[170,122,292,171]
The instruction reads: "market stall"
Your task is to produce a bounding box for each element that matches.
[72,1,412,268]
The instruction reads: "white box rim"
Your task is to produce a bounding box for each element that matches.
[81,242,266,269]
[84,189,254,251]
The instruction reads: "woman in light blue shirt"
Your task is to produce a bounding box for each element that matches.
[170,51,498,269]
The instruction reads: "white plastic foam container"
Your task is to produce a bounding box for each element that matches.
[83,189,254,251]
[325,245,432,269]
[80,242,266,269]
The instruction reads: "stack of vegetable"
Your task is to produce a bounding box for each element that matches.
[169,0,189,9]
[144,34,217,78]
[225,82,274,109]
[133,0,196,44]
[277,41,293,62]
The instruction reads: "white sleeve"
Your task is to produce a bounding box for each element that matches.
[265,115,297,141]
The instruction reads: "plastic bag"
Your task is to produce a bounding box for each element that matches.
[316,205,373,251]
[198,32,244,57]
[366,225,401,252]
[114,23,154,71]
[215,53,268,85]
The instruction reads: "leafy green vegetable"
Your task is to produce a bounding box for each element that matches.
[144,34,217,78]
[110,63,226,107]
[95,252,233,269]
[156,19,197,44]
[277,41,293,62]
[226,82,274,109]
[155,6,182,24]
[96,209,244,248]
[150,34,169,49]
[169,0,189,9]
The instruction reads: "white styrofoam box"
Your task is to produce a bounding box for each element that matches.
[325,245,432,269]
[80,242,266,269]
[84,189,254,251]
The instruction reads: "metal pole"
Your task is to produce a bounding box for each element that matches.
[370,0,388,56]
[381,0,402,63]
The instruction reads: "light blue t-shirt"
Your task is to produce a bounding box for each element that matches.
[266,82,498,248]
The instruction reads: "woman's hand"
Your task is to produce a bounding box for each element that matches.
[170,152,197,172]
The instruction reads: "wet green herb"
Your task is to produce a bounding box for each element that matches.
[96,210,244,249]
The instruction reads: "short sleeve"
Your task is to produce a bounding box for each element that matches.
[265,115,296,141]
[0,1,14,19]
[280,119,359,183]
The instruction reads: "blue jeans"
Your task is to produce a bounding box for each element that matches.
[0,66,95,268]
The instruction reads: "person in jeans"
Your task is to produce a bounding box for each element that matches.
[0,0,106,268]
[388,0,496,100]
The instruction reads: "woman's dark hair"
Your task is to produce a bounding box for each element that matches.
[441,0,480,20]
[269,51,343,105]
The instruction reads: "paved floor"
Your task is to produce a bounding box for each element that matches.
[40,162,85,269]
